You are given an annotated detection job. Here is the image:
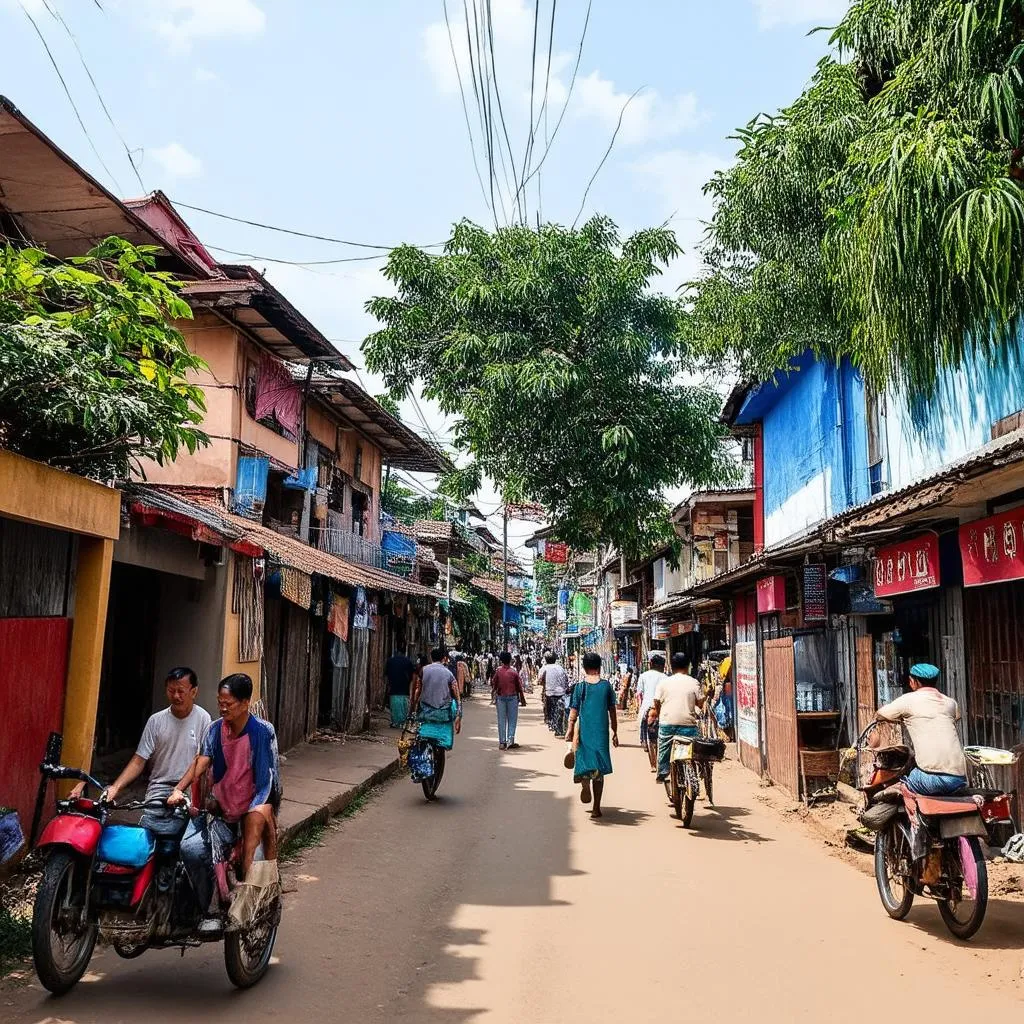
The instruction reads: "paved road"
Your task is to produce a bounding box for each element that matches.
[6,698,1024,1022]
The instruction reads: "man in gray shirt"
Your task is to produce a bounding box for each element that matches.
[75,667,212,803]
[412,649,463,732]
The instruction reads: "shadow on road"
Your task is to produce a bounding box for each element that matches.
[680,804,775,843]
[591,806,653,827]
[899,897,1024,951]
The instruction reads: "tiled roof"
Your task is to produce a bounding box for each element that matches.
[470,575,527,608]
[131,487,438,598]
[414,519,454,541]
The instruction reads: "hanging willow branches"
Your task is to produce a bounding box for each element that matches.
[687,0,1024,395]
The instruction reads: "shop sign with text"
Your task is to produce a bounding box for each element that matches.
[873,533,940,597]
[610,600,639,627]
[960,509,1024,587]
[544,542,568,564]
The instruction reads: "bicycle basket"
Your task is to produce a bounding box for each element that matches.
[853,722,913,793]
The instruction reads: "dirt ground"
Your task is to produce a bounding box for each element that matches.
[4,699,1024,1022]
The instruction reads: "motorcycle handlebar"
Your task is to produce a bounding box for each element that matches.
[41,763,104,792]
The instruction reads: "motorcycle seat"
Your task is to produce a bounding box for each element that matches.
[909,793,982,817]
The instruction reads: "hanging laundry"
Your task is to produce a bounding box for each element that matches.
[253,357,302,436]
[279,566,312,609]
[328,593,350,641]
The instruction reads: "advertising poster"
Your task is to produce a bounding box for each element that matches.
[735,641,758,749]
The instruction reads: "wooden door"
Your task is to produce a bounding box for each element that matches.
[276,602,310,753]
[855,635,875,738]
[763,637,799,798]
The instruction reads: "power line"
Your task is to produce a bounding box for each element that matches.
[41,0,145,193]
[170,199,444,251]
[205,244,391,266]
[572,85,645,229]
[19,0,123,193]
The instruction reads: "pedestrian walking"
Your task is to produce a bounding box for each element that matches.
[384,647,416,727]
[537,651,569,729]
[635,653,667,772]
[649,652,705,783]
[492,651,526,750]
[564,651,618,818]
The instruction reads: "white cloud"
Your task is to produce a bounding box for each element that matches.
[149,141,203,178]
[629,149,733,283]
[193,67,219,83]
[142,0,266,50]
[753,0,847,29]
[422,0,702,147]
[574,71,702,145]
[422,0,534,95]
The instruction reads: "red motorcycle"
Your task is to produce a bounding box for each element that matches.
[30,738,280,995]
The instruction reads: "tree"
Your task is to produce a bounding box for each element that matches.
[0,238,208,479]
[364,218,733,556]
[687,0,1024,395]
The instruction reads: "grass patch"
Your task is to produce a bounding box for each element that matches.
[0,905,32,976]
[279,822,326,864]
[340,789,372,819]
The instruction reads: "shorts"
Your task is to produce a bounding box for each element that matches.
[640,715,656,750]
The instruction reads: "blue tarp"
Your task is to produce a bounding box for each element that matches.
[283,465,317,491]
[234,456,269,517]
[381,530,417,558]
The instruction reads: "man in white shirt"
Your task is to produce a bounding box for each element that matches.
[874,662,967,795]
[73,666,212,803]
[537,651,569,729]
[648,652,704,783]
[635,653,667,771]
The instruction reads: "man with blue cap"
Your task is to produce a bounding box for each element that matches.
[874,662,968,795]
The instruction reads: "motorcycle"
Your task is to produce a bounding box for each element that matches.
[30,739,280,995]
[665,734,725,827]
[856,725,1015,940]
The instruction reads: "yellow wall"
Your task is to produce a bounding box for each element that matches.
[0,451,120,777]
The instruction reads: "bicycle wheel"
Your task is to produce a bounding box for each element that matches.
[938,836,988,940]
[699,761,714,806]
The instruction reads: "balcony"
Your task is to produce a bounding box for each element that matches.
[312,525,387,569]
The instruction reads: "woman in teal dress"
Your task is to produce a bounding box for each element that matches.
[564,651,619,818]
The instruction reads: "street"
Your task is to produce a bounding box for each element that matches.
[4,699,1024,1023]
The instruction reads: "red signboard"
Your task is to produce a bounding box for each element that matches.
[960,509,1024,587]
[543,542,568,564]
[873,533,940,597]
[756,575,786,614]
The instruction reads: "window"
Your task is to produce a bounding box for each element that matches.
[866,387,887,495]
[653,558,666,600]
[354,445,364,483]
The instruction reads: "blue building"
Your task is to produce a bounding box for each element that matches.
[701,340,1024,800]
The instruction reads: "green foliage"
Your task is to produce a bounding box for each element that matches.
[533,555,559,607]
[365,217,734,556]
[381,476,435,523]
[687,0,1024,394]
[452,589,490,643]
[0,238,209,478]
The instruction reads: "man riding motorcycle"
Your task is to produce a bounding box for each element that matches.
[872,662,967,796]
[169,673,281,930]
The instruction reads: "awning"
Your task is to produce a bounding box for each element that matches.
[129,487,438,598]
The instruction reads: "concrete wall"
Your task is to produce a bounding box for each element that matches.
[114,523,206,580]
[150,564,229,720]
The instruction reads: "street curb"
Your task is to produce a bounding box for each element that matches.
[278,756,402,847]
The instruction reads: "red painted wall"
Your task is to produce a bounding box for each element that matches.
[753,425,765,553]
[0,618,71,832]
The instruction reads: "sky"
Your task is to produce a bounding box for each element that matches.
[0,0,843,557]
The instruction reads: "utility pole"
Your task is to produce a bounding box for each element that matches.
[502,503,509,651]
